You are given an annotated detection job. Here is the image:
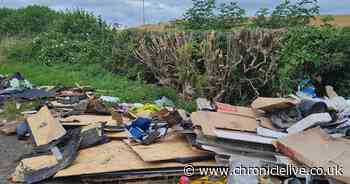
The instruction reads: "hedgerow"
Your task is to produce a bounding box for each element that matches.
[1,5,350,105]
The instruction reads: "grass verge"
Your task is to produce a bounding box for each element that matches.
[0,36,195,112]
[0,61,196,111]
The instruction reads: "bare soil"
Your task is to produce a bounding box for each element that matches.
[0,133,79,184]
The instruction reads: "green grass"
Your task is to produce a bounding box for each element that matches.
[0,61,195,111]
[0,37,196,112]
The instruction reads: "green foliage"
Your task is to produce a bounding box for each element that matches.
[5,37,34,62]
[0,5,58,36]
[217,2,247,29]
[31,32,112,66]
[52,10,112,41]
[182,0,247,30]
[0,7,145,81]
[277,26,350,95]
[251,0,320,28]
[321,15,335,26]
[252,8,270,28]
[28,9,115,66]
[183,0,216,30]
[109,30,148,80]
[183,0,320,30]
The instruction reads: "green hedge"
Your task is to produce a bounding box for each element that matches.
[277,26,350,96]
[0,5,58,36]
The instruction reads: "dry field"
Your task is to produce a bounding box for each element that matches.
[133,14,350,31]
[312,15,350,27]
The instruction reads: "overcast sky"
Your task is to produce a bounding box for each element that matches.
[1,0,350,27]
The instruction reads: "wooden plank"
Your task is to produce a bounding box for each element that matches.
[276,128,350,183]
[27,106,66,146]
[125,134,210,162]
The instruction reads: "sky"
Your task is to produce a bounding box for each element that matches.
[1,0,350,27]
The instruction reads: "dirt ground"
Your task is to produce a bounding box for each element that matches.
[0,133,178,184]
[0,133,79,184]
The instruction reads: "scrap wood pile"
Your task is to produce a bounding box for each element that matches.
[1,72,350,184]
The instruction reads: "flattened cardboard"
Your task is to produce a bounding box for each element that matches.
[191,112,257,136]
[27,106,66,146]
[191,111,274,136]
[251,97,298,112]
[215,102,261,118]
[105,131,129,139]
[52,141,216,177]
[125,134,210,162]
[60,115,130,126]
[275,128,350,183]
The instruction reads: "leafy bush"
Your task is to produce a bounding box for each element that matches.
[109,30,150,81]
[28,9,115,66]
[1,7,148,81]
[3,10,111,69]
[4,37,34,62]
[31,31,111,65]
[277,26,350,95]
[52,10,111,41]
[0,5,58,36]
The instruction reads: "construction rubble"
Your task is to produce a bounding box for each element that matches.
[1,72,350,184]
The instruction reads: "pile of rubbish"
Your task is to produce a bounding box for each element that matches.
[1,72,350,184]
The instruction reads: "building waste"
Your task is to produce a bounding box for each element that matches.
[0,72,349,184]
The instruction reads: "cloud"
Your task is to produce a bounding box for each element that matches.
[1,0,349,27]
